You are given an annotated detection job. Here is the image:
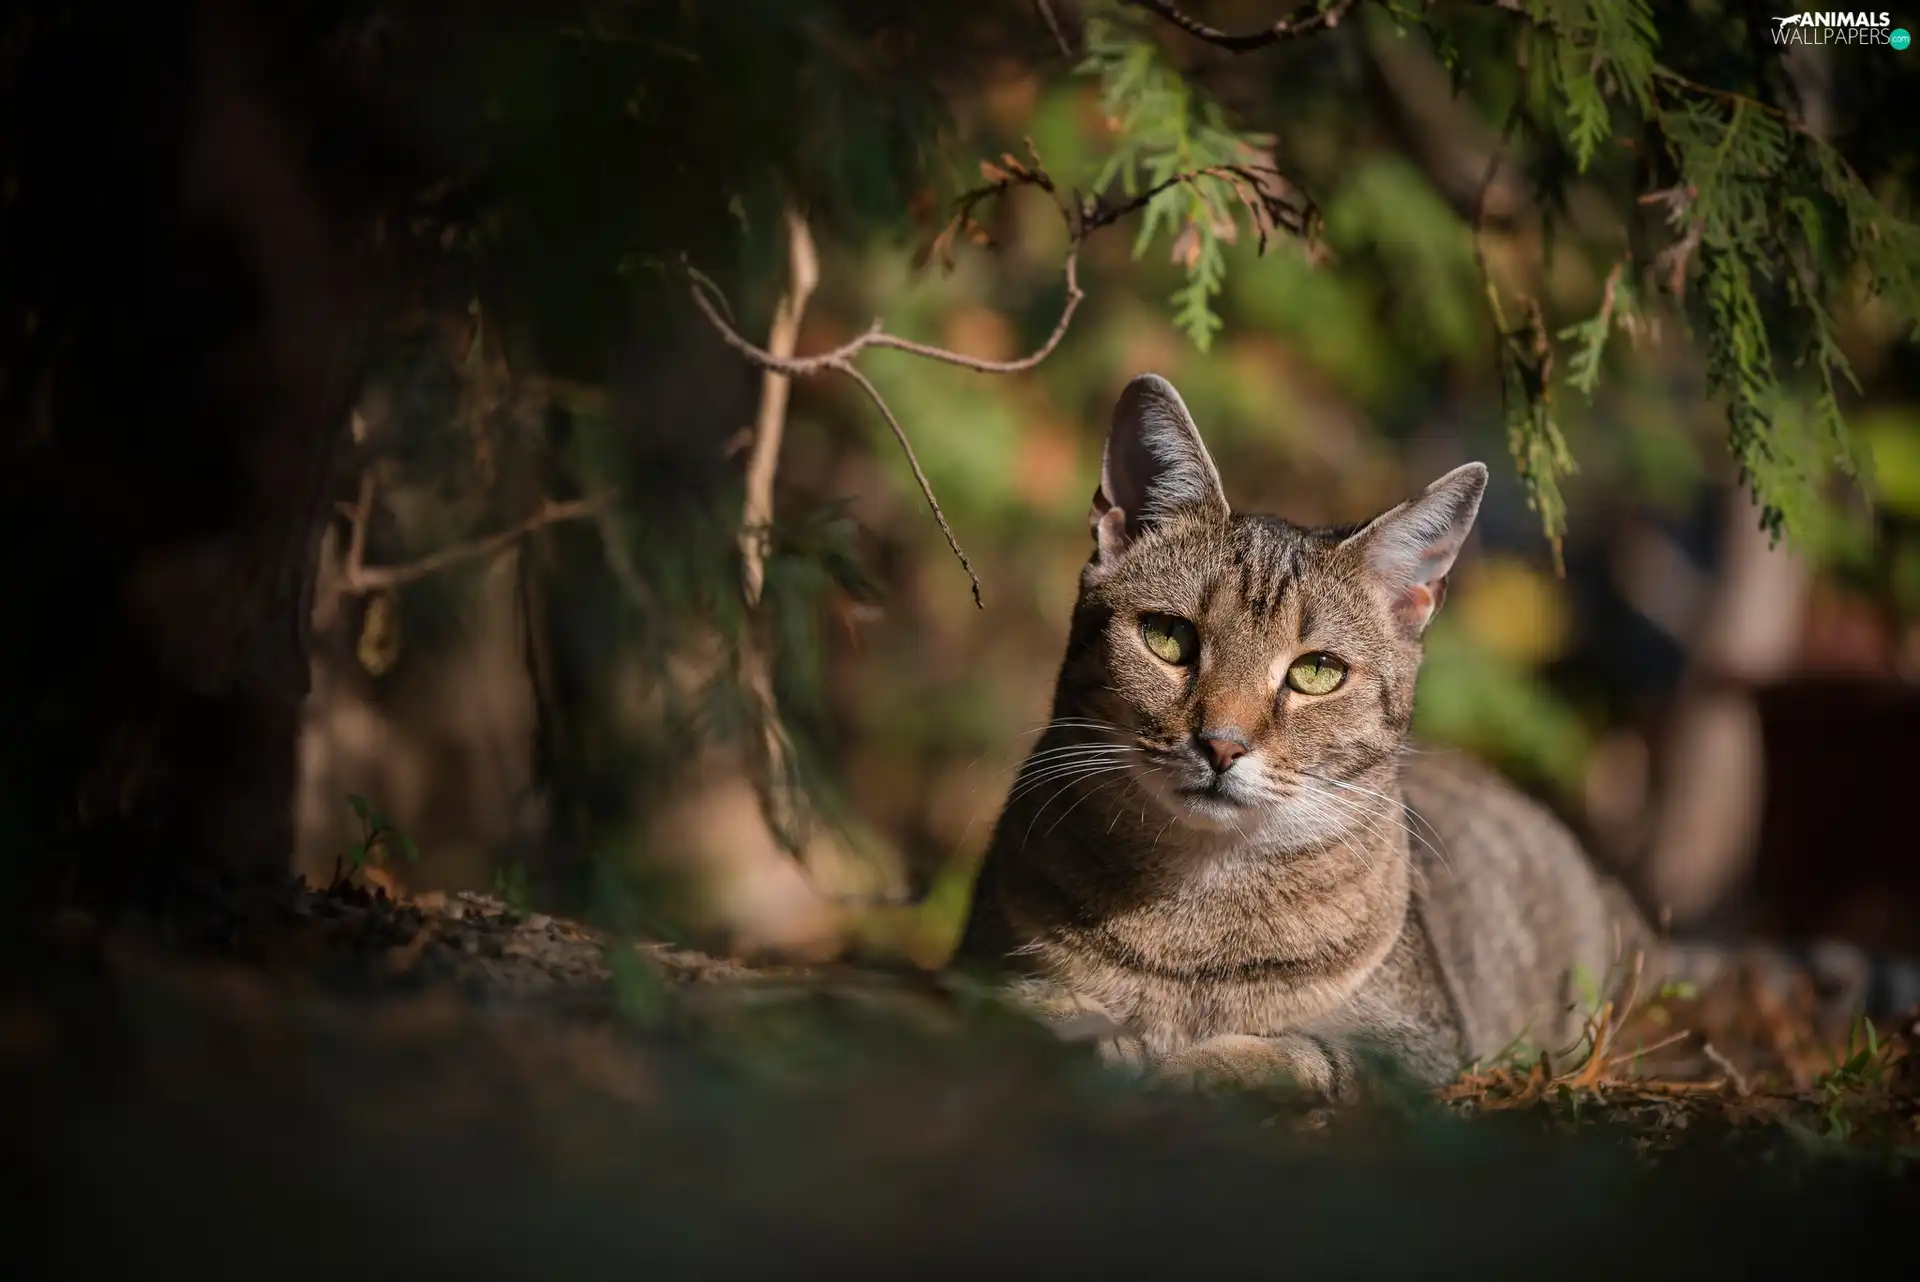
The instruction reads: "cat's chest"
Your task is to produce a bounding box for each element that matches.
[1047,939,1375,1052]
[1034,861,1408,1047]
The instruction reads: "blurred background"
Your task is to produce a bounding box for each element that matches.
[13,0,1912,968]
[288,0,1920,966]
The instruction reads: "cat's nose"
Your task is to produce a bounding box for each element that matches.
[1196,730,1249,774]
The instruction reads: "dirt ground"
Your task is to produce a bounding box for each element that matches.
[5,880,1916,1280]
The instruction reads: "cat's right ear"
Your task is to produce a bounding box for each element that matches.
[1339,462,1488,637]
[1089,374,1229,571]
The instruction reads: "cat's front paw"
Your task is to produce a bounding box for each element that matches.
[1152,1033,1344,1098]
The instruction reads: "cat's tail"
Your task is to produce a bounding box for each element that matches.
[1656,937,1920,1023]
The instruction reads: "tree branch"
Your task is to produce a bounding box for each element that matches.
[688,144,1320,610]
[1033,0,1075,57]
[1122,0,1361,53]
[836,359,982,606]
[691,251,1085,383]
[736,205,820,858]
[1471,100,1525,335]
[341,486,614,595]
[739,206,821,610]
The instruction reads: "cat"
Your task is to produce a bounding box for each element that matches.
[954,373,1913,1098]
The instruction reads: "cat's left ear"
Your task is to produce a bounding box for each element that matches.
[1341,463,1488,636]
[1090,374,1229,569]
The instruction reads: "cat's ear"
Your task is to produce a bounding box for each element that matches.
[1090,373,1229,566]
[1341,463,1488,636]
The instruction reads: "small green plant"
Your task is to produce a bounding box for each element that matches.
[492,860,532,914]
[1569,962,1601,1013]
[1478,1020,1542,1073]
[606,941,669,1029]
[1812,1013,1898,1141]
[344,793,420,872]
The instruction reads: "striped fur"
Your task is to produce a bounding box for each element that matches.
[955,373,1910,1098]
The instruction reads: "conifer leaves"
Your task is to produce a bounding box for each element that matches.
[1091,0,1920,555]
[1497,297,1576,569]
[1524,0,1658,171]
[1653,91,1920,540]
[1813,146,1920,342]
[1080,3,1314,349]
[1496,3,1919,547]
[1559,259,1637,401]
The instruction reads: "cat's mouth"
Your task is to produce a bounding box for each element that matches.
[1177,778,1252,809]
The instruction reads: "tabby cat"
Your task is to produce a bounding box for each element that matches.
[955,373,1906,1097]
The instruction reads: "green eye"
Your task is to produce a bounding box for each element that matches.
[1285,652,1348,696]
[1140,613,1199,666]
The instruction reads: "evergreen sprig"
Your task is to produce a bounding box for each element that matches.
[1103,0,1920,553]
[1080,2,1299,349]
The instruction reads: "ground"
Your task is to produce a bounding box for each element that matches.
[5,880,1916,1279]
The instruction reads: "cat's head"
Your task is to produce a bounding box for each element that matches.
[1062,373,1486,849]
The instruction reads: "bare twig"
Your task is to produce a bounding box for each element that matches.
[692,253,1086,384]
[1641,186,1704,299]
[688,269,1011,610]
[344,470,376,590]
[689,144,1320,610]
[1594,255,1627,334]
[593,505,658,614]
[837,359,981,604]
[1033,0,1075,57]
[740,207,821,609]
[1470,99,1524,327]
[1123,0,1361,52]
[737,206,821,856]
[1605,1028,1692,1074]
[1561,949,1646,1089]
[1701,1041,1751,1095]
[341,485,614,595]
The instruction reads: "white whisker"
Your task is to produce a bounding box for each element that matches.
[1040,774,1131,843]
[1019,765,1138,848]
[1300,771,1455,877]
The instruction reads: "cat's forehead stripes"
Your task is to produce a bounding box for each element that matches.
[1208,516,1318,630]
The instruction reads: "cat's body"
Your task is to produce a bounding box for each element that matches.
[955,374,1656,1095]
[963,744,1648,1091]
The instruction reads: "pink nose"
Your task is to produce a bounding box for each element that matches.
[1198,732,1248,774]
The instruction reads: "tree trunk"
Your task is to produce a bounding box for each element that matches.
[1,2,385,913]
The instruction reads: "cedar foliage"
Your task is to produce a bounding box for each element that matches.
[1074,0,1920,554]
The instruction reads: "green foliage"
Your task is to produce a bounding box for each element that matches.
[1660,95,1873,543]
[1557,266,1639,400]
[1523,0,1659,171]
[605,941,670,1029]
[1491,294,1578,565]
[1480,4,1918,548]
[493,861,533,914]
[1072,0,1920,554]
[1814,1015,1898,1141]
[1413,624,1591,798]
[1079,2,1292,349]
[344,793,421,873]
